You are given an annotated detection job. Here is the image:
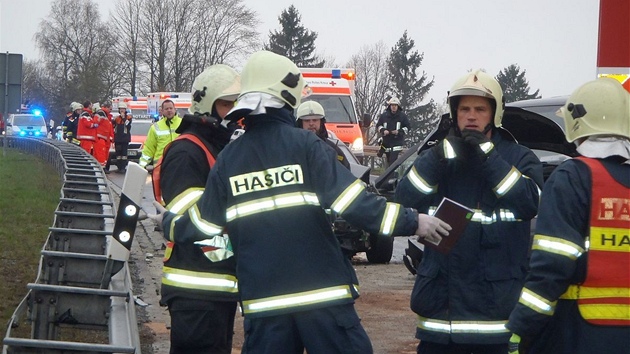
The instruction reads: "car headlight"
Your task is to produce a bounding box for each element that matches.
[350,137,364,155]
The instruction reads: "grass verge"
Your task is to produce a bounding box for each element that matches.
[0,149,61,333]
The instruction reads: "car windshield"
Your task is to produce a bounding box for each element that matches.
[14,115,44,126]
[303,96,357,124]
[131,121,153,136]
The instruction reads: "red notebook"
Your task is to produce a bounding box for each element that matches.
[420,197,474,254]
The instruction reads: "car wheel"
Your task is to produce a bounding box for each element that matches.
[366,233,394,264]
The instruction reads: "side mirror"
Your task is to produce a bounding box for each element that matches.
[362,113,372,128]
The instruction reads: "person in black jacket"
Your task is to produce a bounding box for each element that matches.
[375,97,410,166]
[395,70,543,354]
[62,102,81,145]
[157,64,241,354]
[113,103,132,173]
[296,100,351,169]
[155,51,451,354]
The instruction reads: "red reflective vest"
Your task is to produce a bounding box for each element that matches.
[563,157,630,326]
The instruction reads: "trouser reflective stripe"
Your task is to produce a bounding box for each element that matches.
[417,316,509,334]
[242,285,353,315]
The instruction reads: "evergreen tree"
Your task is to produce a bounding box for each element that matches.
[265,5,324,67]
[387,31,437,144]
[496,64,541,103]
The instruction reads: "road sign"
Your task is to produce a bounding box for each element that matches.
[0,53,23,118]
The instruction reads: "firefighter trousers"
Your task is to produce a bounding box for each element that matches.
[242,303,373,354]
[167,297,237,354]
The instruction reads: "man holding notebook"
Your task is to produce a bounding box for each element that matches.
[395,70,543,354]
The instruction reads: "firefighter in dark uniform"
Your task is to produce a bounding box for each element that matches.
[296,100,351,169]
[506,78,630,353]
[113,103,132,173]
[62,102,81,145]
[156,51,451,354]
[375,97,410,166]
[394,70,543,354]
[157,64,241,354]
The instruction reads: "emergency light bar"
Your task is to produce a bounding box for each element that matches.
[301,68,356,81]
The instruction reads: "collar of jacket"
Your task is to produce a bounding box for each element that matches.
[243,107,294,129]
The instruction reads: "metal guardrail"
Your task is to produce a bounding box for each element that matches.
[1,137,140,354]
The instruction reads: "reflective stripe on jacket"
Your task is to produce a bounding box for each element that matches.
[395,130,543,344]
[163,110,420,318]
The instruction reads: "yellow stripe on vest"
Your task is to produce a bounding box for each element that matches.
[588,226,630,252]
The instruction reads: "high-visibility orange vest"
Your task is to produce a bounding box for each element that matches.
[152,133,216,206]
[562,157,630,326]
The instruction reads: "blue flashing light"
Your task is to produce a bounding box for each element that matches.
[32,109,42,116]
[34,131,42,136]
[331,69,341,79]
[19,131,26,137]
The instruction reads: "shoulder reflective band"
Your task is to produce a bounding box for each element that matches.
[532,234,584,260]
[407,166,437,195]
[519,288,556,315]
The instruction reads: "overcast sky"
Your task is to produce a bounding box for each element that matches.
[0,0,600,104]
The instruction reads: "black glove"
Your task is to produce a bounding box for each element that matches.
[461,129,494,162]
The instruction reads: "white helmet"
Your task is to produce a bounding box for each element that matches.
[296,101,325,120]
[448,69,505,127]
[118,102,127,109]
[92,102,101,112]
[388,97,401,106]
[71,102,83,111]
[239,51,304,109]
[559,77,630,142]
[189,64,240,115]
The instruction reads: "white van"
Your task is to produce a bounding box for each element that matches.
[5,114,48,138]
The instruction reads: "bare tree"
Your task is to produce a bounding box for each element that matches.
[34,0,116,119]
[136,0,259,92]
[347,41,391,146]
[110,0,145,96]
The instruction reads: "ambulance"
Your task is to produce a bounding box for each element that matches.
[112,96,149,119]
[146,92,192,119]
[300,68,365,157]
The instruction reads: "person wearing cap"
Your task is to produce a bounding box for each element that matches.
[505,78,630,354]
[156,64,241,354]
[395,70,543,354]
[296,100,350,169]
[113,102,133,173]
[155,50,451,353]
[375,97,410,166]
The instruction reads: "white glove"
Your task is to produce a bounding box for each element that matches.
[145,164,154,172]
[147,200,168,226]
[416,213,451,245]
